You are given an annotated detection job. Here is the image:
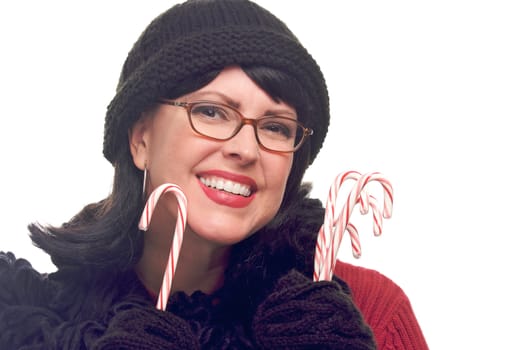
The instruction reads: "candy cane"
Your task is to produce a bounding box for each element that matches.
[139,183,188,311]
[314,171,393,281]
[348,193,383,259]
[327,172,393,279]
[314,171,363,281]
[347,222,361,258]
[366,194,384,237]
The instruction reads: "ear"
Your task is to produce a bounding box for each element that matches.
[129,113,152,170]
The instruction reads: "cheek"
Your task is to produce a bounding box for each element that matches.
[267,155,294,198]
[148,136,208,183]
[146,126,195,186]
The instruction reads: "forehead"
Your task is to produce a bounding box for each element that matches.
[179,66,297,116]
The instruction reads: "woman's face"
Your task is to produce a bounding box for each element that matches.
[130,66,295,246]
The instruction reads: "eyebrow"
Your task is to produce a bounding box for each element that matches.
[187,91,240,109]
[186,91,297,118]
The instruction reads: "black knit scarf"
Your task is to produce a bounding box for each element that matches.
[0,189,376,349]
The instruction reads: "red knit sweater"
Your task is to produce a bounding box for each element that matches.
[335,260,429,350]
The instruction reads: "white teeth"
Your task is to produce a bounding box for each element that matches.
[199,177,252,197]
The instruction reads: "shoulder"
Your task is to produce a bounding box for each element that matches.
[334,260,429,350]
[334,260,407,329]
[334,259,406,311]
[0,251,61,347]
[0,251,152,348]
[0,251,55,304]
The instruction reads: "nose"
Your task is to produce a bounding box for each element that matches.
[221,124,260,164]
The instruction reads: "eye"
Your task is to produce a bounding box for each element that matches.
[191,103,231,122]
[259,118,296,140]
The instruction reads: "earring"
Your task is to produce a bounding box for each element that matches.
[142,163,148,201]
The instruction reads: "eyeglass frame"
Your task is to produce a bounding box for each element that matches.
[158,99,314,153]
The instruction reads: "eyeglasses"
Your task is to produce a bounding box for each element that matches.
[158,99,314,153]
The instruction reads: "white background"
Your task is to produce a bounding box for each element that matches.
[1,1,526,349]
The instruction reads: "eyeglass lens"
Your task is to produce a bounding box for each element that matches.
[188,102,304,152]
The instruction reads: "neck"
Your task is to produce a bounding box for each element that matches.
[136,224,230,297]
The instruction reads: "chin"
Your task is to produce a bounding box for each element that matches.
[189,225,253,246]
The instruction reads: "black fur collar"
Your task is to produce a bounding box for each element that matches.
[0,186,374,349]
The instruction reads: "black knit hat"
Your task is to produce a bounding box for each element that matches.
[103,0,329,165]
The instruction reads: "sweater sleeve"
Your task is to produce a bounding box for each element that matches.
[334,260,429,350]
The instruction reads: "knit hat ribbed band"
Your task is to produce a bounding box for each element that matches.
[103,0,329,164]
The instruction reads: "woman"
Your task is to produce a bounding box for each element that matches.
[0,0,428,349]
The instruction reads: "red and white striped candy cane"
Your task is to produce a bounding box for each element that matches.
[347,193,383,259]
[314,171,394,281]
[314,170,364,280]
[138,183,188,311]
[327,172,393,279]
[347,222,361,258]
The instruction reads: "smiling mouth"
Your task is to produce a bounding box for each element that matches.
[199,176,252,197]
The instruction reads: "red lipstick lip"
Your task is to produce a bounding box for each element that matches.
[197,170,257,209]
[197,170,257,192]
